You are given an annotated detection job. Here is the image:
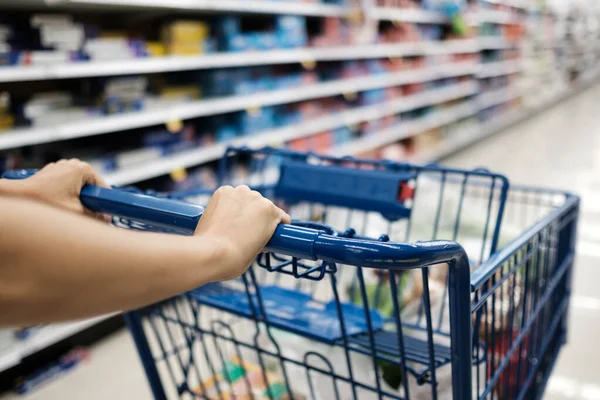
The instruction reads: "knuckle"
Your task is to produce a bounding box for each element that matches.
[216,185,233,194]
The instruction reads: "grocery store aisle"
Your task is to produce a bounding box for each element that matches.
[446,83,600,400]
[4,84,600,400]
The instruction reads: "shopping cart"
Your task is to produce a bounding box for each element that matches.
[5,147,579,400]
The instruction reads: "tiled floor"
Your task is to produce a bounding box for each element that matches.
[5,84,600,399]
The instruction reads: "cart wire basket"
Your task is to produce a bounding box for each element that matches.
[5,147,580,400]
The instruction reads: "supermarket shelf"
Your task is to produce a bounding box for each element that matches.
[479,36,519,50]
[105,82,477,185]
[8,0,348,17]
[415,108,522,162]
[368,7,447,24]
[0,61,477,151]
[477,60,523,78]
[0,314,116,373]
[418,67,600,162]
[478,10,522,25]
[478,86,522,109]
[0,40,480,83]
[481,0,530,11]
[6,1,453,22]
[330,100,478,156]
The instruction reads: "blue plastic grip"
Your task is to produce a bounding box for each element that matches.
[82,186,204,235]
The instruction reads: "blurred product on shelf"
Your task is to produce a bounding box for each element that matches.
[15,348,90,395]
[0,92,14,131]
[161,20,210,56]
[100,76,148,115]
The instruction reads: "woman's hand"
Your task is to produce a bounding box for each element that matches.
[195,185,291,281]
[0,159,108,218]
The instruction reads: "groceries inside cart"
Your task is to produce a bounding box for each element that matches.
[13,147,576,400]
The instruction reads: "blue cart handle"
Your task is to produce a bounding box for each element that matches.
[2,169,469,270]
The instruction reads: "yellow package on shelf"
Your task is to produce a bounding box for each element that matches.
[0,114,14,131]
[146,42,167,57]
[160,85,202,101]
[162,20,209,44]
[165,42,204,56]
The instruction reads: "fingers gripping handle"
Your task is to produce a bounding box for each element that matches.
[2,170,468,269]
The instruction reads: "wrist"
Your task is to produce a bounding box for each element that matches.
[195,234,245,283]
[0,179,36,199]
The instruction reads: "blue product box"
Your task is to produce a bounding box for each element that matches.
[205,69,235,96]
[233,77,271,96]
[238,107,275,135]
[0,51,20,66]
[129,39,148,58]
[365,60,387,75]
[203,38,217,54]
[143,129,182,147]
[103,96,122,115]
[361,89,386,105]
[215,125,239,142]
[233,80,258,96]
[273,73,304,90]
[276,16,305,34]
[216,16,240,37]
[333,126,353,145]
[160,139,197,156]
[275,16,308,48]
[249,32,279,51]
[226,34,251,52]
[277,110,303,127]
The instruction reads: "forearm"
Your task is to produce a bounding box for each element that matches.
[0,179,32,198]
[0,197,226,326]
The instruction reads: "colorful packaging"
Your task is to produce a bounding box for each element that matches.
[161,21,209,55]
[194,357,307,400]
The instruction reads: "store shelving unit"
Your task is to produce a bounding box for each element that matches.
[0,0,599,371]
[0,314,115,373]
[0,40,480,83]
[106,82,477,185]
[0,62,477,150]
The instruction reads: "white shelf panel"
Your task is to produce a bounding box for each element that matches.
[330,100,478,156]
[479,36,519,50]
[0,61,477,151]
[481,0,531,11]
[478,60,523,78]
[478,9,521,25]
[0,40,480,83]
[106,82,478,185]
[478,86,522,109]
[368,7,447,24]
[37,0,349,17]
[0,314,115,373]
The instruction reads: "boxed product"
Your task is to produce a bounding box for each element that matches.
[275,16,308,48]
[84,37,146,60]
[18,91,73,121]
[237,107,276,135]
[161,20,209,55]
[100,76,148,114]
[0,92,14,131]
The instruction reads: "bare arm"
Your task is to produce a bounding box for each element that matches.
[0,161,290,326]
[0,196,227,325]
